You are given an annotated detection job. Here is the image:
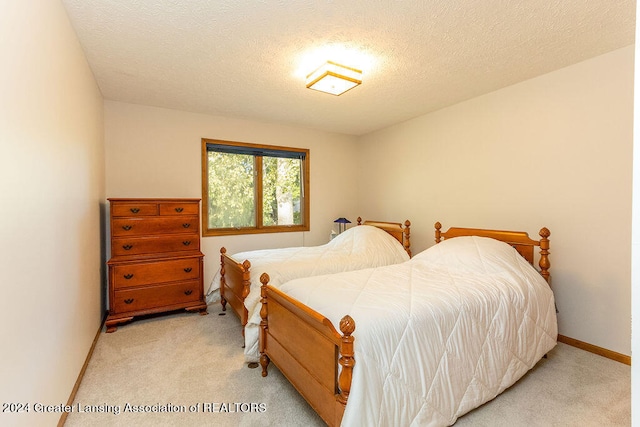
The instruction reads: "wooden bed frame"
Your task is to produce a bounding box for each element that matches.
[219,217,411,329]
[435,222,551,283]
[258,222,551,426]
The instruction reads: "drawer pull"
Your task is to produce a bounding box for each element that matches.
[130,208,140,213]
[184,290,193,296]
[124,298,134,304]
[175,207,184,212]
[183,267,192,273]
[122,244,133,250]
[124,274,134,279]
[182,223,191,228]
[182,241,191,246]
[122,225,132,231]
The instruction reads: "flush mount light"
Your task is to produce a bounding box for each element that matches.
[306,61,362,96]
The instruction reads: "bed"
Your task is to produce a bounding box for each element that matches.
[207,217,411,360]
[258,222,557,426]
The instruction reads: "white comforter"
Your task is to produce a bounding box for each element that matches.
[278,236,558,426]
[205,225,410,362]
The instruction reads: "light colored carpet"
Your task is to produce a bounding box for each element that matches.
[65,307,630,426]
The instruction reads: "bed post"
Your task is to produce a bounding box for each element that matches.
[357,217,362,226]
[220,247,227,312]
[259,273,271,377]
[538,227,551,285]
[403,220,412,258]
[434,222,442,243]
[241,260,252,301]
[337,315,356,405]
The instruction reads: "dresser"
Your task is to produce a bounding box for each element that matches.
[106,198,207,332]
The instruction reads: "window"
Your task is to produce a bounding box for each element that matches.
[201,139,310,236]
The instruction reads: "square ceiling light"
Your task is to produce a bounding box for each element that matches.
[305,61,362,96]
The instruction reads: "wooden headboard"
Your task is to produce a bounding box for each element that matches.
[356,217,411,257]
[434,222,551,284]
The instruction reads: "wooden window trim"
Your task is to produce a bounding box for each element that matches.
[201,138,310,236]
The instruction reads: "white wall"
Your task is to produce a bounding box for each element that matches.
[104,101,359,290]
[357,46,634,356]
[0,1,105,426]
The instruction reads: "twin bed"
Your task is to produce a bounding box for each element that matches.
[209,217,412,362]
[256,223,557,426]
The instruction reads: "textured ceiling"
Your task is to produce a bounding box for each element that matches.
[62,0,636,136]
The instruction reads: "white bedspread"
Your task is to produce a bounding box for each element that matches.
[278,236,558,426]
[205,225,410,362]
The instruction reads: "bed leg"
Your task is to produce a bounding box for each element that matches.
[260,354,271,377]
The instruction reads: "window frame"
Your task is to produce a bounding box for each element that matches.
[201,138,310,236]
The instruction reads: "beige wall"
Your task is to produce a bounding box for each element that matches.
[0,1,105,426]
[357,46,634,356]
[631,8,639,423]
[104,101,359,289]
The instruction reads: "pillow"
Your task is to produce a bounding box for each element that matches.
[412,235,528,275]
[329,225,409,261]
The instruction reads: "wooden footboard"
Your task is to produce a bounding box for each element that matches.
[258,273,354,427]
[219,247,251,327]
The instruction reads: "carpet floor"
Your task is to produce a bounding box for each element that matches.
[64,306,630,426]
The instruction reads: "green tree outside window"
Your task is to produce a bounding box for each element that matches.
[201,139,309,236]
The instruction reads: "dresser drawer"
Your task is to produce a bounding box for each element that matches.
[112,203,158,217]
[112,234,200,257]
[112,257,201,289]
[113,280,201,313]
[159,202,199,216]
[112,216,199,237]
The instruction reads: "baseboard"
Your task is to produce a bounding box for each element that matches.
[58,312,107,427]
[557,334,630,365]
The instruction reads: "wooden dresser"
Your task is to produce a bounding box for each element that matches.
[106,198,207,332]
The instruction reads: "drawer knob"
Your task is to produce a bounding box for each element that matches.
[122,244,133,250]
[183,267,192,273]
[182,241,191,246]
[175,207,184,212]
[124,274,134,279]
[182,223,191,228]
[130,208,140,213]
[122,225,132,231]
[184,290,193,296]
[124,298,134,304]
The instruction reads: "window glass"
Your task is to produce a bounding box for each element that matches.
[202,139,309,236]
[262,156,302,226]
[206,151,255,229]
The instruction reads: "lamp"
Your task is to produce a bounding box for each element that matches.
[306,61,362,96]
[334,217,352,234]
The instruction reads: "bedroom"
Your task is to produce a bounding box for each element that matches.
[0,1,637,426]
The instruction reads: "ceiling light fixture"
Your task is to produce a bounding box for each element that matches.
[305,61,362,96]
